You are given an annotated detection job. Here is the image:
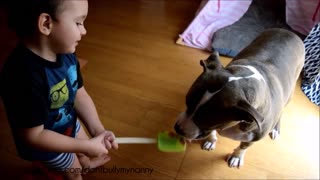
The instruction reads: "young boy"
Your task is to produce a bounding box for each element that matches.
[0,0,118,179]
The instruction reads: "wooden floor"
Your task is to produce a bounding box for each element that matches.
[0,0,319,179]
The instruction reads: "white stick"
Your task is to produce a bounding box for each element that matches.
[115,137,157,144]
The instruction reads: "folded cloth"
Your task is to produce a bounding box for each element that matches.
[301,23,320,106]
[179,0,251,51]
[286,0,320,36]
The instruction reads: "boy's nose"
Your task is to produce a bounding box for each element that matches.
[81,26,87,36]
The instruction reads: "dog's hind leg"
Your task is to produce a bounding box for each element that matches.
[201,130,218,151]
[269,120,280,140]
[226,141,253,168]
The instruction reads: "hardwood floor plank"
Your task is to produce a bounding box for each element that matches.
[0,0,318,179]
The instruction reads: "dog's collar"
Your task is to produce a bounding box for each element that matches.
[227,65,266,84]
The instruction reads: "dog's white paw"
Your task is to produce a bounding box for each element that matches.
[226,146,247,168]
[226,154,244,168]
[201,130,217,151]
[202,140,216,151]
[269,129,280,140]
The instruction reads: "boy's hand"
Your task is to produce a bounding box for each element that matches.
[99,130,119,150]
[85,132,109,157]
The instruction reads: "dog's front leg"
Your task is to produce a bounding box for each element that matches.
[226,141,253,168]
[269,120,280,140]
[202,130,218,151]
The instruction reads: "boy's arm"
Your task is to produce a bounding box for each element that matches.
[74,86,105,137]
[75,86,118,150]
[20,125,108,157]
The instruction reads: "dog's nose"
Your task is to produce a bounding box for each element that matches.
[174,124,185,136]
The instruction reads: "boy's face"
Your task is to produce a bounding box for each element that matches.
[49,0,88,54]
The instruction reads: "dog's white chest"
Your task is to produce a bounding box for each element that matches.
[217,125,255,142]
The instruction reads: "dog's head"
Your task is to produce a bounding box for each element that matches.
[174,52,262,140]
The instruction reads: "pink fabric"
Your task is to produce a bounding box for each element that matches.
[286,0,320,35]
[180,0,252,51]
[180,0,320,50]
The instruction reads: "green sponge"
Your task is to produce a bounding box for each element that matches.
[115,131,186,152]
[157,131,186,152]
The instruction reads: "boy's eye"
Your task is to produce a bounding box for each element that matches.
[76,22,83,26]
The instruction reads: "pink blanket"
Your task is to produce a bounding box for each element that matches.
[180,0,320,51]
[286,0,320,35]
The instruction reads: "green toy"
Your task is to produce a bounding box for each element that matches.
[115,131,186,152]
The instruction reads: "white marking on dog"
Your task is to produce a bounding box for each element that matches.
[198,89,222,108]
[228,65,266,84]
[203,141,215,151]
[226,145,247,168]
[176,88,224,139]
[269,129,280,140]
[202,130,217,151]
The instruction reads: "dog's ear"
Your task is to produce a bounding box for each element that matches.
[232,100,263,131]
[200,51,222,72]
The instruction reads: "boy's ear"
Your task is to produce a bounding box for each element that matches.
[38,13,53,35]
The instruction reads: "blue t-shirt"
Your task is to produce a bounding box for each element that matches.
[0,43,83,161]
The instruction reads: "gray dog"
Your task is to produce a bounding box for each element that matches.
[174,28,305,168]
